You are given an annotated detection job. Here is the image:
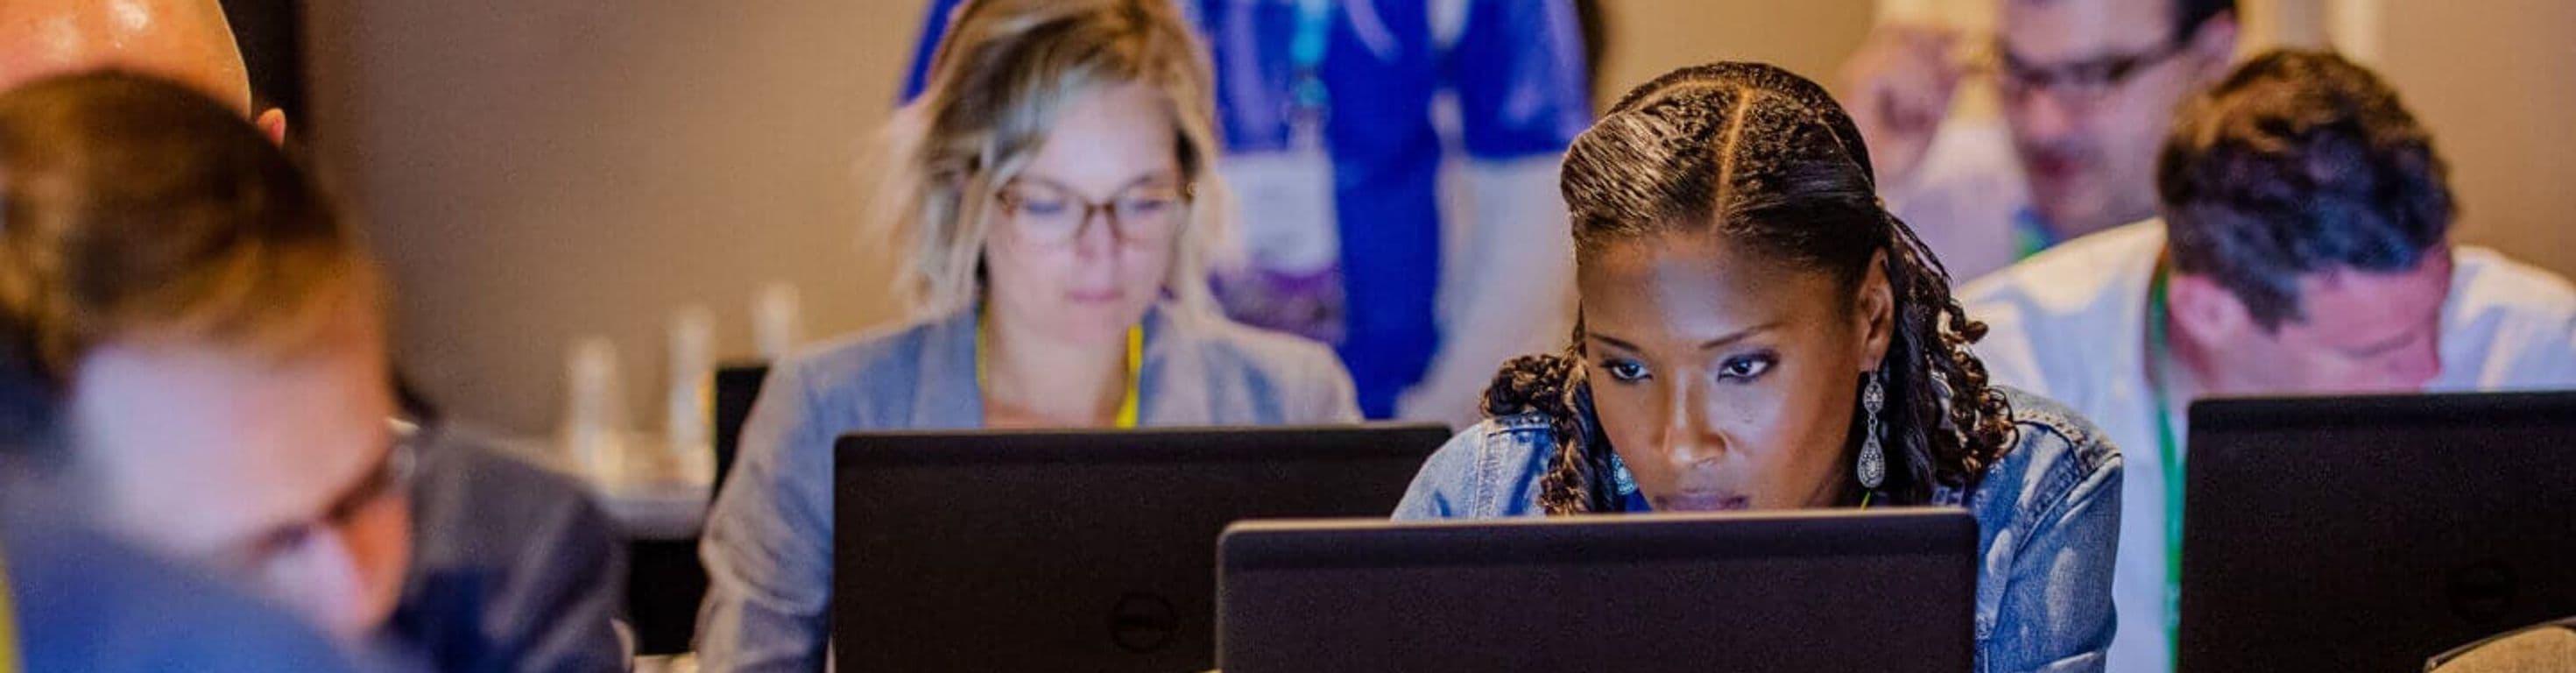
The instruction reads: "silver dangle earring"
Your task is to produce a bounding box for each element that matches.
[1610,452,1638,495]
[1858,372,1887,490]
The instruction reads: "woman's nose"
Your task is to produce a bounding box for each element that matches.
[1656,377,1722,470]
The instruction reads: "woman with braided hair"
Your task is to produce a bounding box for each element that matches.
[1393,61,2121,670]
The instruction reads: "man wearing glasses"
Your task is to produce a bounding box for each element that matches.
[0,69,631,671]
[3,320,365,671]
[1840,0,2239,280]
[0,3,626,669]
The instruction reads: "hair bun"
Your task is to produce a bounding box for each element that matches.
[1482,353,1579,419]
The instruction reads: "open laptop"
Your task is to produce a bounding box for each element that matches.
[2179,391,2576,671]
[709,361,768,494]
[829,423,1450,671]
[1218,509,1980,672]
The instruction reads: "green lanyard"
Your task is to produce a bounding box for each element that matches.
[2143,269,2185,662]
[2012,209,2059,260]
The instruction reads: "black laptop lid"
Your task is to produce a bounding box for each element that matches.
[1218,509,1980,673]
[709,362,767,497]
[2180,391,2576,671]
[829,422,1449,671]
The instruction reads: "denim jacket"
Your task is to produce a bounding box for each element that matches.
[1394,386,2122,673]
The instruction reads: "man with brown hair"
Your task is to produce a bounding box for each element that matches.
[0,67,412,641]
[5,298,364,671]
[0,4,629,667]
[1964,49,2576,673]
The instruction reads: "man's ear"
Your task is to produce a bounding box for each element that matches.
[2166,271,2254,346]
[2185,11,2241,80]
[256,109,290,146]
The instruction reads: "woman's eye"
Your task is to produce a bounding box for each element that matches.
[1119,195,1177,215]
[1015,198,1070,216]
[1716,354,1775,381]
[1600,359,1650,382]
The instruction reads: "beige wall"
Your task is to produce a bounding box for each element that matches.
[1593,0,1877,107]
[304,0,2571,436]
[305,1,928,434]
[2372,0,2576,279]
[307,0,1885,436]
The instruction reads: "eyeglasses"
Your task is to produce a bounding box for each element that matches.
[994,177,1192,246]
[209,417,420,577]
[1972,38,2191,110]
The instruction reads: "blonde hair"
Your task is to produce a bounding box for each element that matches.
[0,71,377,381]
[874,0,1232,318]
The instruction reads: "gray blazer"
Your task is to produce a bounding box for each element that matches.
[693,304,1359,671]
[395,429,627,673]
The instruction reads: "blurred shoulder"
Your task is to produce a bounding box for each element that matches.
[1165,307,1344,374]
[777,310,965,390]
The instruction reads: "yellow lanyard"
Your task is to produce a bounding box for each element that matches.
[0,551,23,673]
[976,314,1144,429]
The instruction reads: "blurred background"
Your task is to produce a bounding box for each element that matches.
[219,0,2572,439]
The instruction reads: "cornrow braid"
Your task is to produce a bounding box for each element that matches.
[1875,209,2016,499]
[1501,60,2023,511]
[1482,320,1622,514]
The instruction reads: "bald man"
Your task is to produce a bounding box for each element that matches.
[0,3,628,670]
[0,0,285,142]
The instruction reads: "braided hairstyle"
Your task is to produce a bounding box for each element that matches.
[1484,62,2016,514]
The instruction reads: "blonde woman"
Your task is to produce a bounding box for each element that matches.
[695,0,1359,668]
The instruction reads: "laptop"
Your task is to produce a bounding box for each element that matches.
[1218,509,1980,672]
[829,422,1450,671]
[2179,391,2576,671]
[709,361,769,495]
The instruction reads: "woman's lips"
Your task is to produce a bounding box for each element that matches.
[1066,289,1124,304]
[1655,492,1751,512]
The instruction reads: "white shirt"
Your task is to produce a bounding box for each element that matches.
[1960,220,2576,673]
[1885,117,2032,282]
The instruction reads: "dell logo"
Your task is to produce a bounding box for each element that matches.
[2447,558,2518,626]
[1109,591,1179,653]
